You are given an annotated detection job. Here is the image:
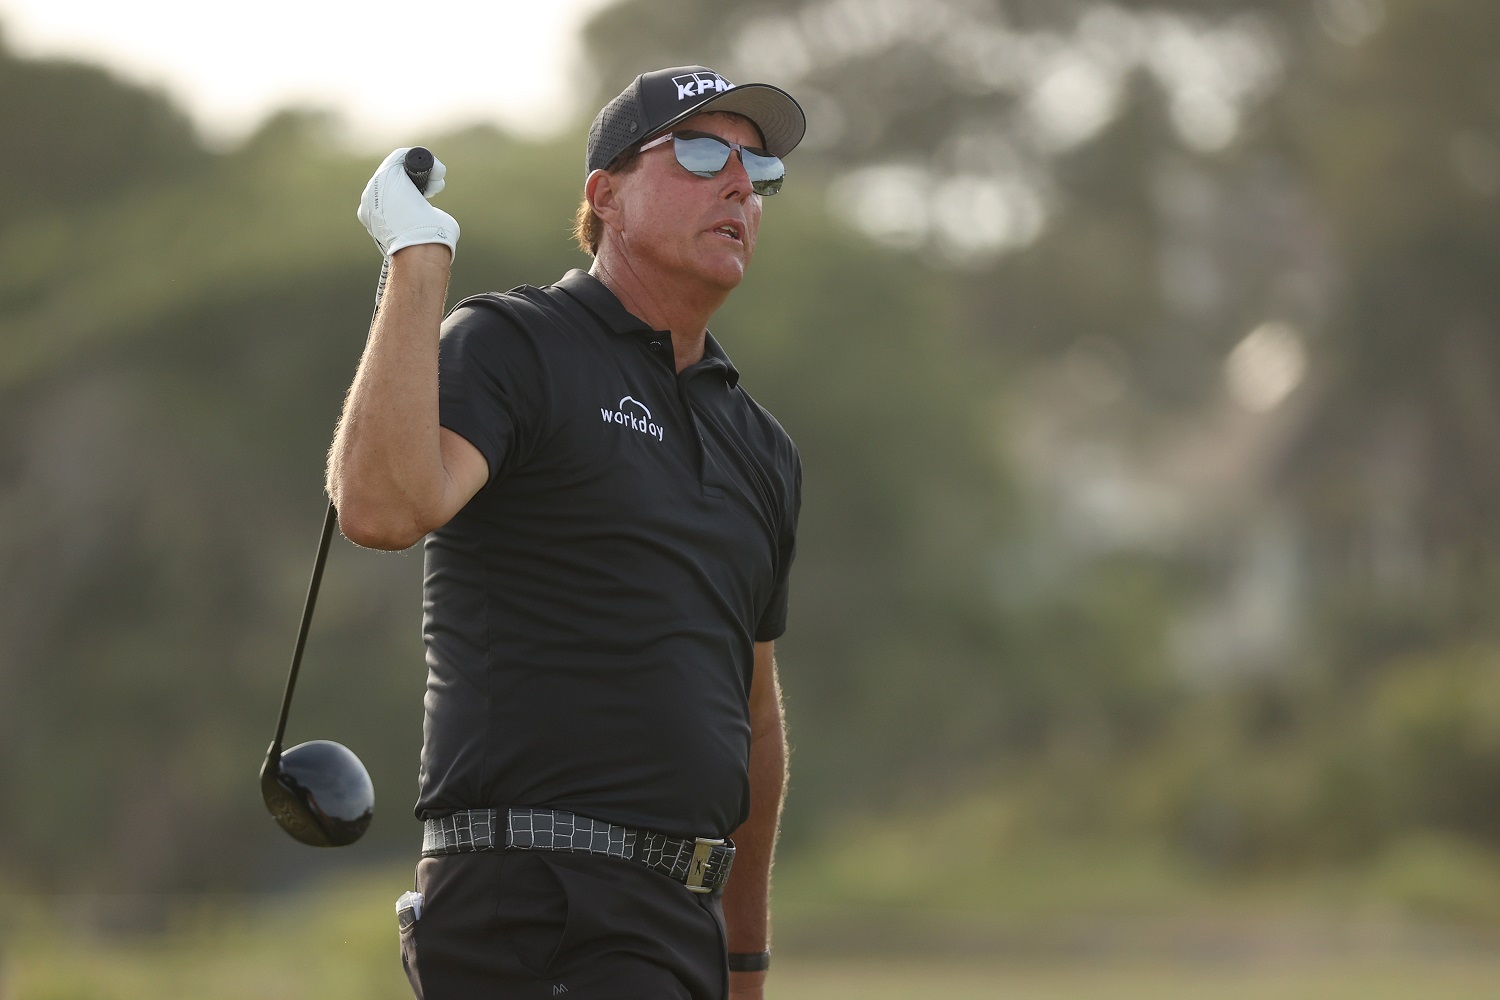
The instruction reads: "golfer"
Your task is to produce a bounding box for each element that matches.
[331,65,805,1000]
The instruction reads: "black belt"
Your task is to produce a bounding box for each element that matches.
[421,807,736,894]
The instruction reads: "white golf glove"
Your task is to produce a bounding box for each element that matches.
[357,147,460,260]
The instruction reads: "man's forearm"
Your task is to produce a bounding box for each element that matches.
[327,245,452,549]
[723,648,787,995]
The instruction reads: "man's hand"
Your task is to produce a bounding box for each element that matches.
[357,147,460,259]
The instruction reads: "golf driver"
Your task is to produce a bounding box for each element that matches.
[259,146,436,847]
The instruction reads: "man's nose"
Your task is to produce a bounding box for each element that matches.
[720,150,754,199]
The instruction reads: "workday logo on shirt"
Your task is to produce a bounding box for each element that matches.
[601,395,665,443]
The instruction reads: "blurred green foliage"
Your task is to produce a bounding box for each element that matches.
[0,27,1010,893]
[7,0,1500,940]
[13,858,1500,998]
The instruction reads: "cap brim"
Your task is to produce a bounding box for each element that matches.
[649,83,806,159]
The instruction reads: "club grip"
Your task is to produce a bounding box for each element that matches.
[404,146,435,195]
[372,146,437,309]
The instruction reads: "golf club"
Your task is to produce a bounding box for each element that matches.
[259,146,436,847]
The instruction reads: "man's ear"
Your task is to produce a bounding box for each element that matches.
[587,168,624,235]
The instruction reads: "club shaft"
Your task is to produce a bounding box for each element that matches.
[269,500,338,755]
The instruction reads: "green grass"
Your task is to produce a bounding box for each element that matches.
[12,836,1500,1000]
[13,896,1500,1000]
[8,881,407,1000]
[770,955,1500,1000]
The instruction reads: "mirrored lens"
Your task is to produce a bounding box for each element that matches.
[672,135,784,196]
[672,135,731,176]
[743,152,784,196]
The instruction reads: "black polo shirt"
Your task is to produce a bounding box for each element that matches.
[417,269,801,839]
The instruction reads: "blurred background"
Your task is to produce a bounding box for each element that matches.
[6,0,1500,996]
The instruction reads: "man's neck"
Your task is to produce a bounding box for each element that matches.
[589,251,730,373]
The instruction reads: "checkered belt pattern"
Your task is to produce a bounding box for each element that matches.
[421,807,736,893]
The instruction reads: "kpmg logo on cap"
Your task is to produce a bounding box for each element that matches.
[672,72,733,101]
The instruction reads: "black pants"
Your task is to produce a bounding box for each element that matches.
[400,850,729,999]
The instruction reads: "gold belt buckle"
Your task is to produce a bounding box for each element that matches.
[685,837,725,893]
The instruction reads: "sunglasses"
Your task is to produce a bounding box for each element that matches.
[636,130,785,196]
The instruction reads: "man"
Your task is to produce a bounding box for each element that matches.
[330,66,805,1000]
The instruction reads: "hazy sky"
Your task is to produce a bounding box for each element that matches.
[0,0,618,145]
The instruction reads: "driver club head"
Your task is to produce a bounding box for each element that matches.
[260,739,374,847]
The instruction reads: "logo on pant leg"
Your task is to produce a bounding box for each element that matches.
[600,395,665,443]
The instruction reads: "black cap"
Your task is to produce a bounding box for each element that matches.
[586,65,806,175]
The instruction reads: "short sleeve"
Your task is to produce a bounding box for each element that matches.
[754,450,802,642]
[437,299,546,485]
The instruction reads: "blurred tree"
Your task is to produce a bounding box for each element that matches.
[11,0,1500,897]
[0,37,1013,889]
[0,27,211,237]
[1271,1,1500,636]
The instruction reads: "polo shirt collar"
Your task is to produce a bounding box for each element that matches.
[555,269,741,387]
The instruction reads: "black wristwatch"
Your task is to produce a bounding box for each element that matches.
[728,951,771,972]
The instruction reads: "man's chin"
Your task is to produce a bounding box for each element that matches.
[647,245,750,294]
[696,253,751,291]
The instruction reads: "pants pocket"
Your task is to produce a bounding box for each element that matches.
[494,851,572,977]
[398,890,424,999]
